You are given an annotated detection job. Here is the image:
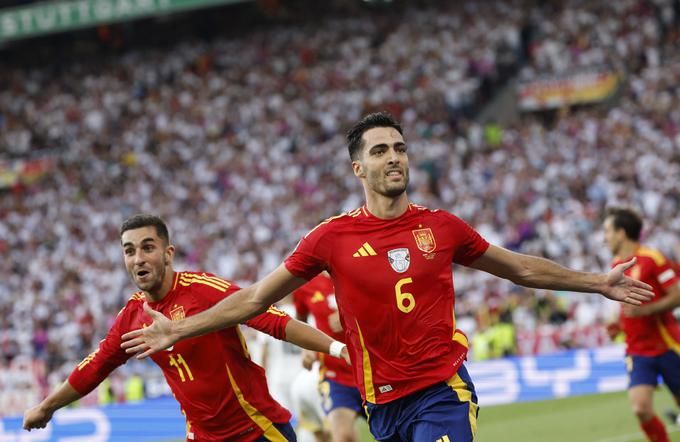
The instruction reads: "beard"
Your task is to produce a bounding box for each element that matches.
[382,182,408,197]
[368,168,410,197]
[133,265,166,293]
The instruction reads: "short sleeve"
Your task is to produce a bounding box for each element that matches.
[443,212,490,266]
[653,256,679,291]
[188,272,241,306]
[284,223,332,280]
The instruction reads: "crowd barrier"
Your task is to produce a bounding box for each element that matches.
[0,345,628,441]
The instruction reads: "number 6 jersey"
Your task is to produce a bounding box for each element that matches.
[68,271,292,442]
[284,204,489,404]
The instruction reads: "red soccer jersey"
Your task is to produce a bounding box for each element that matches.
[285,204,489,404]
[69,271,292,442]
[613,247,680,356]
[293,274,355,387]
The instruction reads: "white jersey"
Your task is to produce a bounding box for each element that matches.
[291,363,326,441]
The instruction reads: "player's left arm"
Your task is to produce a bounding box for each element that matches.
[469,244,654,305]
[627,284,680,317]
[284,319,349,364]
[246,307,349,364]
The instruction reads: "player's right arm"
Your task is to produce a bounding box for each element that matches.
[23,382,82,430]
[23,303,135,431]
[122,264,308,358]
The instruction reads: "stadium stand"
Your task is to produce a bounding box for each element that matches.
[1,0,679,413]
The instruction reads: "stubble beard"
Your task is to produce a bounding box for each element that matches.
[133,265,166,294]
[371,169,409,198]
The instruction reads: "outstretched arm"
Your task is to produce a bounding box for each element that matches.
[23,381,82,431]
[122,264,308,358]
[284,319,350,364]
[469,245,654,305]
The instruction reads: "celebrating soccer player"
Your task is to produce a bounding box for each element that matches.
[23,214,348,441]
[603,207,680,442]
[122,113,654,442]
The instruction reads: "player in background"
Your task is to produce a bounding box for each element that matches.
[603,207,680,442]
[293,273,364,442]
[290,362,330,442]
[23,214,348,442]
[123,113,654,442]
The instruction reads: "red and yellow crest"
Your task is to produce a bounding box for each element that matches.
[170,305,185,321]
[412,228,436,253]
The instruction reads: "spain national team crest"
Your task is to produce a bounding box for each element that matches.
[412,228,437,253]
[170,305,185,321]
[388,248,410,273]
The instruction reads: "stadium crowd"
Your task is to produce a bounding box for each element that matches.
[1,0,679,410]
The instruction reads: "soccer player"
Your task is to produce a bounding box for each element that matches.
[603,207,680,442]
[123,113,654,442]
[23,214,349,442]
[293,272,363,442]
[290,362,330,442]
[293,273,363,442]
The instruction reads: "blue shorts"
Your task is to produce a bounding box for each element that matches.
[253,422,297,441]
[319,378,364,415]
[364,365,478,442]
[627,351,680,395]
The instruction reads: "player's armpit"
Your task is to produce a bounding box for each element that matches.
[253,264,309,307]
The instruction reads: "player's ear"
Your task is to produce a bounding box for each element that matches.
[352,160,366,178]
[164,245,175,265]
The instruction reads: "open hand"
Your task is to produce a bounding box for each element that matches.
[121,303,177,359]
[602,258,654,306]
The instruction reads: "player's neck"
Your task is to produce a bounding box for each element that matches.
[144,269,175,303]
[364,192,409,219]
[615,241,639,261]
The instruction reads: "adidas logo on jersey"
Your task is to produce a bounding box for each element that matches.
[353,242,377,257]
[378,384,393,393]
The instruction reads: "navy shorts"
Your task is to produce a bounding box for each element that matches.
[364,365,478,442]
[319,378,364,415]
[627,351,680,395]
[252,422,297,441]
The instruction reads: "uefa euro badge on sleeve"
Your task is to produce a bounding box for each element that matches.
[388,248,410,273]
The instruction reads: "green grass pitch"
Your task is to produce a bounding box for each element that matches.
[476,390,680,442]
[167,390,680,441]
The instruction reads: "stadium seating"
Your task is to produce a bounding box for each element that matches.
[1,0,679,412]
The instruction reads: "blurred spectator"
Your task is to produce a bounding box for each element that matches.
[0,0,679,413]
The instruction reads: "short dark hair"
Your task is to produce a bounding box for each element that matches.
[605,207,642,240]
[120,214,170,244]
[347,112,404,161]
